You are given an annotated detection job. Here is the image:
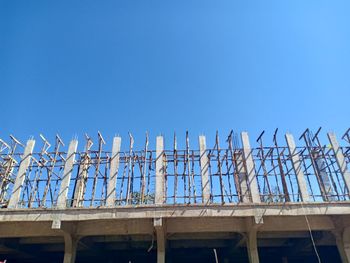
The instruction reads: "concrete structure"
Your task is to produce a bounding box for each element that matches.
[0,129,349,263]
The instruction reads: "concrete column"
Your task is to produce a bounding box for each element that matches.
[57,140,78,208]
[236,152,250,203]
[106,136,122,207]
[199,136,211,204]
[334,227,350,263]
[8,139,35,208]
[154,217,166,263]
[241,132,261,203]
[155,136,165,205]
[328,132,350,196]
[246,229,259,263]
[285,133,310,202]
[63,232,79,263]
[245,217,262,263]
[72,154,89,208]
[315,157,335,200]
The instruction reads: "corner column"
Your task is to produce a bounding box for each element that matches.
[8,139,35,208]
[199,136,211,204]
[241,132,261,203]
[155,136,165,205]
[106,136,122,206]
[57,140,78,208]
[285,133,310,202]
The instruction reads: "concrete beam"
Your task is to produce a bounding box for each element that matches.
[8,139,35,208]
[199,136,211,204]
[155,136,165,205]
[57,140,78,209]
[106,136,122,207]
[328,132,350,196]
[285,133,310,202]
[0,203,349,223]
[241,132,261,203]
[154,218,166,263]
[0,214,340,239]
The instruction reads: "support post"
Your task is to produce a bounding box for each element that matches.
[52,221,79,263]
[154,218,166,263]
[315,157,335,200]
[57,140,78,208]
[106,136,121,207]
[72,153,89,208]
[63,232,79,263]
[285,133,310,202]
[245,217,261,263]
[236,152,250,203]
[241,132,261,203]
[334,227,350,263]
[199,136,210,204]
[328,132,350,196]
[8,139,35,208]
[155,136,165,205]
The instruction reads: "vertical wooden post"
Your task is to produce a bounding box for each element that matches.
[57,140,78,208]
[8,139,35,208]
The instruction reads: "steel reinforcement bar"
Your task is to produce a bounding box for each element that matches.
[0,128,349,209]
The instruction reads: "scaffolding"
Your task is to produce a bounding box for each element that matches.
[0,128,349,208]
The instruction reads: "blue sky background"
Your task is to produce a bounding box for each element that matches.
[0,0,349,150]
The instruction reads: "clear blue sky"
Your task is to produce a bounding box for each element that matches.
[1,0,349,150]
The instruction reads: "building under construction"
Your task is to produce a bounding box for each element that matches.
[0,128,349,263]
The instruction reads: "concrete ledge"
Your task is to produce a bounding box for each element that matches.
[0,202,349,222]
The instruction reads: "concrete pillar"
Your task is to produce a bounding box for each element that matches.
[245,217,262,263]
[63,232,79,263]
[236,152,250,203]
[315,157,335,200]
[8,139,35,208]
[334,227,350,263]
[241,132,261,203]
[154,218,166,263]
[57,140,78,208]
[106,136,122,207]
[328,132,350,196]
[246,229,259,263]
[72,154,89,208]
[155,136,165,205]
[285,133,310,202]
[199,136,211,204]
